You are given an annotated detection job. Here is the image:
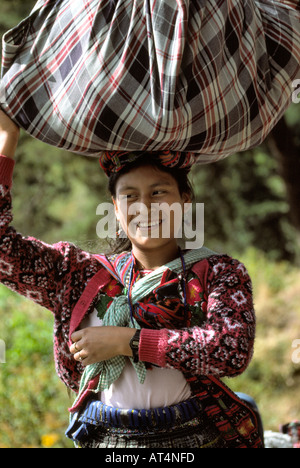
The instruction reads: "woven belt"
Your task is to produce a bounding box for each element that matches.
[66,397,203,442]
[83,397,202,429]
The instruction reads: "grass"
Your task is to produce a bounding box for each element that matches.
[0,290,73,448]
[0,247,299,447]
[223,247,300,431]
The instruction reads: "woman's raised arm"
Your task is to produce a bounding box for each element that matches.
[0,110,103,317]
[0,110,19,159]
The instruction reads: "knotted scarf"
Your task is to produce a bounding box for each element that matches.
[73,246,215,406]
[99,151,196,176]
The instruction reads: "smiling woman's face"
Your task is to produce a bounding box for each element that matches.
[113,164,190,252]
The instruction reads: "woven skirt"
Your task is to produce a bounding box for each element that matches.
[66,397,226,449]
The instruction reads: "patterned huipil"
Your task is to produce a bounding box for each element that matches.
[0,156,262,447]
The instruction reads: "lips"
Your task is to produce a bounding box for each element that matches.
[136,219,162,229]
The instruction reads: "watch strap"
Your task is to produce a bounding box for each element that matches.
[129,329,141,363]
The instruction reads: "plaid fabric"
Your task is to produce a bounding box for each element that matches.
[0,0,299,162]
[76,423,224,449]
[77,419,223,449]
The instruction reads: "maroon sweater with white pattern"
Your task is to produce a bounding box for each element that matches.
[0,155,255,396]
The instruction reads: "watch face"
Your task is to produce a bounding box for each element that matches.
[130,332,140,363]
[130,331,140,351]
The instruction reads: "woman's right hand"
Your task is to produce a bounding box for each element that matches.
[0,110,20,159]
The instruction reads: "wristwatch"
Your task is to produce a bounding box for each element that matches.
[129,330,141,363]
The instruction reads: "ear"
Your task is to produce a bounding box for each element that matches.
[182,192,191,205]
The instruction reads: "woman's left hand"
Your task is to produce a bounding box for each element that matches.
[70,326,136,366]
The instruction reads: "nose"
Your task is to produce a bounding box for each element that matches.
[130,199,151,219]
[129,195,160,222]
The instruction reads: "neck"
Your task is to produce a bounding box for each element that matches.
[132,242,180,270]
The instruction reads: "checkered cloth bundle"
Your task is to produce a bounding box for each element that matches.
[0,0,299,162]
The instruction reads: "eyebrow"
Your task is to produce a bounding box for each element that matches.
[118,181,173,192]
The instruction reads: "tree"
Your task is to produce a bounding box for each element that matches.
[267,105,300,233]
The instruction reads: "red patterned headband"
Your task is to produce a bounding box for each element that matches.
[99,151,196,176]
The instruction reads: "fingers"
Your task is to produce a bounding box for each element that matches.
[0,110,20,133]
[69,339,81,355]
[70,331,88,364]
[70,330,84,355]
[71,330,82,344]
[72,344,88,365]
[75,350,87,364]
[70,326,122,366]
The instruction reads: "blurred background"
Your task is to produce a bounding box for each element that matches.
[0,0,299,448]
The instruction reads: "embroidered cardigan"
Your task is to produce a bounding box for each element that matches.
[0,156,261,447]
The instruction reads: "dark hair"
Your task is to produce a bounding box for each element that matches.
[106,154,194,255]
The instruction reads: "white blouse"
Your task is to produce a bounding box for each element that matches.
[80,309,191,410]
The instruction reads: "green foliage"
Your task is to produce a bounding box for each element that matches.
[0,0,36,43]
[190,139,300,262]
[0,287,73,448]
[0,0,299,448]
[223,248,300,430]
[12,135,108,246]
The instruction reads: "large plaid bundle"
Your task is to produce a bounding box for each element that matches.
[0,0,299,161]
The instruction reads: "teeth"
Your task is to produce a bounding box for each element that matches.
[138,220,161,228]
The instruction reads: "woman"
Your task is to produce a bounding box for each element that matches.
[0,110,262,448]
